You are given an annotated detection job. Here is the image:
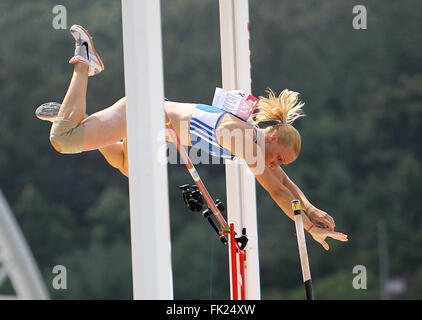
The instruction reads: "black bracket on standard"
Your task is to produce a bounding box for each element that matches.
[178,184,249,250]
[179,184,228,245]
[235,228,248,250]
[179,184,204,212]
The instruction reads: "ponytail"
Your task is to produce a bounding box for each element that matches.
[252,89,305,156]
[253,88,305,126]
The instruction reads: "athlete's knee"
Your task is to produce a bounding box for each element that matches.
[49,119,85,154]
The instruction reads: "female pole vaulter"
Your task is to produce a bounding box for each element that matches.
[36,25,347,251]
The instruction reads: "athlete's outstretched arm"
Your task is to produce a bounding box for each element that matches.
[249,163,347,250]
[252,165,312,225]
[268,167,336,230]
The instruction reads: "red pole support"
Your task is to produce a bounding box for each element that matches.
[223,223,248,300]
[229,224,238,300]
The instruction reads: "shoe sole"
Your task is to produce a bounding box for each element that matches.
[35,102,61,121]
[69,24,104,72]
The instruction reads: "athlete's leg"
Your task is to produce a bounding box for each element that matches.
[49,73,127,153]
[49,24,126,154]
[57,62,89,123]
[37,94,127,174]
[80,97,127,151]
[98,140,127,177]
[55,24,103,123]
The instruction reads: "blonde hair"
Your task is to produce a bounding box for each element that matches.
[251,89,306,155]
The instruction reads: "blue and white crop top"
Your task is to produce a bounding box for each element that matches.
[189,104,258,160]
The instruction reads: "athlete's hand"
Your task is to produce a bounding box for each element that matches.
[309,225,348,251]
[305,205,336,231]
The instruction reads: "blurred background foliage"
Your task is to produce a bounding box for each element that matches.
[0,0,421,299]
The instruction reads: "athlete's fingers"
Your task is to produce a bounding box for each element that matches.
[319,211,335,229]
[313,218,332,230]
[320,240,329,251]
[328,231,348,242]
[319,214,335,231]
[327,215,336,230]
[316,219,333,231]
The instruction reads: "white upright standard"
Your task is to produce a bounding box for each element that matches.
[219,0,261,300]
[121,0,173,299]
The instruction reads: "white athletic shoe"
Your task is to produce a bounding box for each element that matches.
[35,102,88,122]
[68,24,104,77]
[35,102,61,122]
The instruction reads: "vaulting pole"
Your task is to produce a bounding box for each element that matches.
[121,0,173,299]
[219,0,261,300]
[292,200,314,300]
[165,113,228,231]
